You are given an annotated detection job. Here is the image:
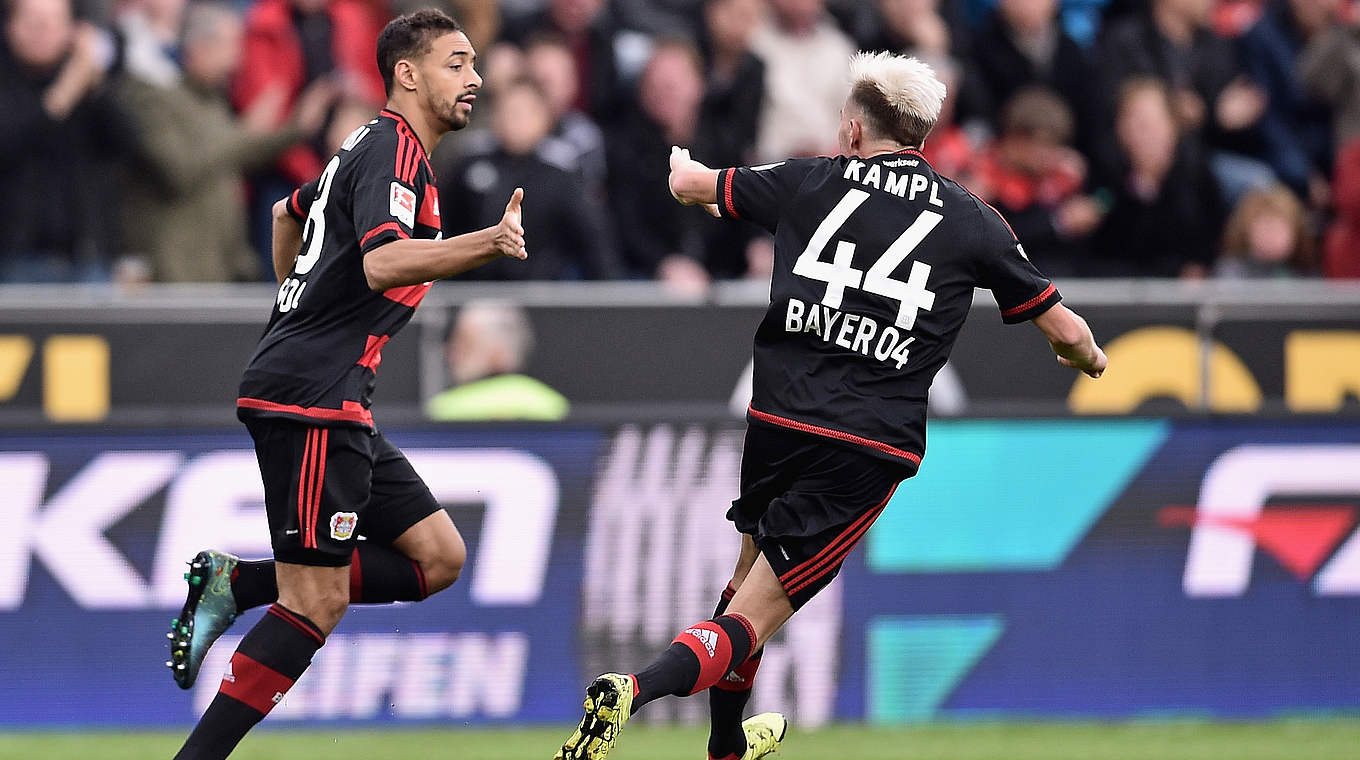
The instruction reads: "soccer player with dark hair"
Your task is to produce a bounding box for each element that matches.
[167,10,527,759]
[556,51,1107,760]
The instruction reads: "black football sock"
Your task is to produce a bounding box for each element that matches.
[630,613,757,714]
[229,544,428,611]
[229,560,276,611]
[173,604,324,760]
[348,542,429,603]
[707,585,764,760]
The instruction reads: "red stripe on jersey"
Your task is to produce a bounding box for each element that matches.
[383,282,430,308]
[360,222,410,248]
[747,405,922,465]
[218,652,296,714]
[237,397,374,426]
[417,185,441,228]
[395,130,410,181]
[357,334,390,371]
[1001,283,1058,318]
[723,168,739,218]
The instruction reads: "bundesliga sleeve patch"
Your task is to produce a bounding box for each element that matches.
[390,181,417,229]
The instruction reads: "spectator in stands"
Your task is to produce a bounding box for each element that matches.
[698,0,765,170]
[0,0,134,282]
[1322,140,1360,278]
[750,0,856,159]
[525,33,608,191]
[917,56,981,181]
[231,0,385,268]
[443,78,620,281]
[426,300,569,421]
[502,0,629,124]
[1214,184,1315,278]
[1090,78,1223,277]
[974,88,1104,276]
[607,39,714,290]
[232,0,385,186]
[974,0,1101,156]
[856,0,953,57]
[1299,6,1360,150]
[697,0,768,279]
[1239,0,1337,204]
[115,0,186,87]
[1098,0,1273,205]
[117,2,333,282]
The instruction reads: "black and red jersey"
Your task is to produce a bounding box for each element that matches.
[717,150,1060,471]
[237,109,441,429]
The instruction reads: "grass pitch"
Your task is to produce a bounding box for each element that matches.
[2,720,1358,760]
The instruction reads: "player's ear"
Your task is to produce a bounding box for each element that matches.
[394,58,419,93]
[849,118,863,152]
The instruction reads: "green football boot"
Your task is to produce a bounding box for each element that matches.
[167,550,240,689]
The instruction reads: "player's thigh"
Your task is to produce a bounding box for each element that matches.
[246,418,374,568]
[748,443,907,611]
[360,434,464,580]
[728,533,761,590]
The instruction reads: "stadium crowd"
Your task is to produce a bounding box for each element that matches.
[3,0,1359,287]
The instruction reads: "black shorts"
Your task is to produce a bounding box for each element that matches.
[729,424,911,610]
[244,418,441,567]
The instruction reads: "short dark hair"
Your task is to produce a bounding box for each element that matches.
[376,9,464,96]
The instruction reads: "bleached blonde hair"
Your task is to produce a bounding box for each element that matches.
[846,51,948,148]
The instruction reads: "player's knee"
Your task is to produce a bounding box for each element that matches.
[422,531,466,595]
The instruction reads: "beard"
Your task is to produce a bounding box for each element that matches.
[431,93,470,132]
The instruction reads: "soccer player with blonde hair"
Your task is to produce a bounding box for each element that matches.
[556,51,1106,760]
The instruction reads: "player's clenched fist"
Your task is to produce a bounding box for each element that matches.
[494,186,528,260]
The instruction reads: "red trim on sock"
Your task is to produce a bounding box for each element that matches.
[411,560,428,600]
[723,613,757,655]
[708,755,742,760]
[721,583,736,601]
[218,652,296,715]
[349,547,363,602]
[266,604,324,646]
[674,621,734,695]
[714,650,764,692]
[629,673,640,700]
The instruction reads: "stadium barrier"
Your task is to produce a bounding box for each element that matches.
[2,418,1358,727]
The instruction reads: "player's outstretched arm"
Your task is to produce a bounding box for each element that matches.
[668,146,722,217]
[363,188,528,290]
[1032,303,1107,378]
[271,198,303,284]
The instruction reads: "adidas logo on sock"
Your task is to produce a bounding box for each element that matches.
[723,671,746,684]
[684,627,719,657]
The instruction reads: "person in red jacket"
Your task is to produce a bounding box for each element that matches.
[231,0,386,186]
[1324,139,1360,278]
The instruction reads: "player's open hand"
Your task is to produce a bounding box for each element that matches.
[494,187,527,261]
[1056,345,1108,379]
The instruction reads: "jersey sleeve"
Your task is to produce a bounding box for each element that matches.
[349,138,422,255]
[715,158,822,233]
[284,178,320,222]
[973,200,1062,324]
